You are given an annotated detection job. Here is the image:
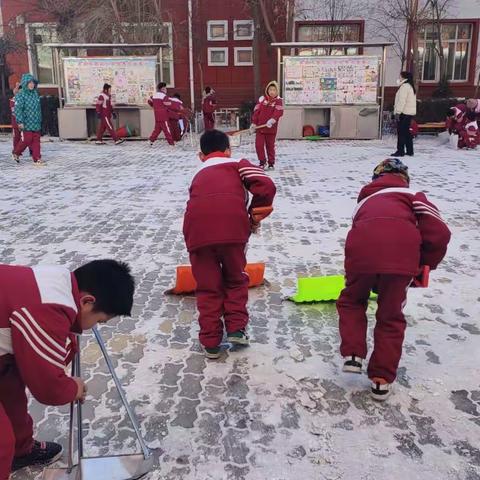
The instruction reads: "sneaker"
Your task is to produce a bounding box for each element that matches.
[149,141,155,146]
[259,163,266,170]
[12,153,20,163]
[227,330,250,346]
[114,139,126,145]
[33,160,46,166]
[204,347,221,359]
[370,378,392,402]
[390,151,405,157]
[342,355,363,374]
[95,140,106,145]
[267,164,275,170]
[11,440,63,472]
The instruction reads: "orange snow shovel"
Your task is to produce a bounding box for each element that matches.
[166,262,266,295]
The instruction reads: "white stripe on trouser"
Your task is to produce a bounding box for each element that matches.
[164,122,171,134]
[105,117,113,130]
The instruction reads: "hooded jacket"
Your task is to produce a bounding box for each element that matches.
[344,174,451,275]
[252,81,284,134]
[14,74,42,132]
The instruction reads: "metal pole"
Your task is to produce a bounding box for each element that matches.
[67,360,76,472]
[277,47,282,95]
[54,48,62,108]
[93,326,151,459]
[188,0,195,113]
[75,341,84,459]
[379,45,387,140]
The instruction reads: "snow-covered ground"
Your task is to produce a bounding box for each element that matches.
[1,134,479,480]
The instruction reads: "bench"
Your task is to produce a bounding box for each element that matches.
[0,124,13,131]
[417,121,446,131]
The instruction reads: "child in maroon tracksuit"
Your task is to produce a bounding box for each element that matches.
[148,82,175,146]
[0,260,134,480]
[337,159,451,401]
[96,83,124,145]
[251,80,284,169]
[168,93,185,142]
[183,130,276,358]
[458,111,479,149]
[202,87,217,131]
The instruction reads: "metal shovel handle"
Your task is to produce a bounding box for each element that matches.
[92,326,151,459]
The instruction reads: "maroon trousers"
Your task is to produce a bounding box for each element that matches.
[337,273,412,383]
[169,119,182,142]
[96,115,118,142]
[150,120,175,145]
[0,360,34,480]
[190,243,249,349]
[12,125,21,151]
[255,133,276,166]
[203,112,215,131]
[13,131,41,161]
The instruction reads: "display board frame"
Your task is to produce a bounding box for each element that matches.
[283,55,381,107]
[62,56,158,106]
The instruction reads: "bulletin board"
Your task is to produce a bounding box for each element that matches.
[283,55,380,106]
[62,56,157,106]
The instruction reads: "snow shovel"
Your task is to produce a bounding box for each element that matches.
[226,123,268,137]
[82,326,154,480]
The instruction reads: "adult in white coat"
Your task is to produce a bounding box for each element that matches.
[391,71,417,157]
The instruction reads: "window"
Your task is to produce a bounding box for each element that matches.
[115,23,175,87]
[27,23,58,85]
[234,47,253,66]
[234,20,254,40]
[419,23,472,82]
[207,20,228,41]
[297,23,361,56]
[208,47,228,66]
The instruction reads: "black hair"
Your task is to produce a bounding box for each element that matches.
[205,86,212,94]
[74,259,135,316]
[103,83,111,91]
[400,71,416,94]
[446,107,456,117]
[157,82,167,90]
[173,93,181,99]
[200,129,230,155]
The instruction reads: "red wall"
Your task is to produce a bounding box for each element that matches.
[2,0,285,109]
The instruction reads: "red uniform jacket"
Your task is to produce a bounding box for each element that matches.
[202,94,217,115]
[345,175,451,276]
[446,104,466,134]
[0,265,79,406]
[252,95,284,134]
[148,92,172,122]
[96,92,114,117]
[168,97,184,121]
[10,97,18,129]
[183,153,276,252]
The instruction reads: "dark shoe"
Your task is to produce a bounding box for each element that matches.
[370,378,393,402]
[342,355,363,374]
[259,163,266,170]
[12,440,63,472]
[227,330,250,345]
[390,151,405,157]
[204,346,221,359]
[267,164,275,170]
[406,153,414,156]
[114,138,126,145]
[12,153,20,163]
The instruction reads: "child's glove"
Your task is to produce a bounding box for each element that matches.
[249,124,256,134]
[112,112,118,119]
[266,118,276,128]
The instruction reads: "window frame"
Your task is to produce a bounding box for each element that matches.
[234,47,253,66]
[207,20,229,41]
[233,20,254,40]
[418,22,473,84]
[25,22,58,87]
[208,47,229,66]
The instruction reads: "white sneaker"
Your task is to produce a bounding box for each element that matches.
[95,140,106,145]
[114,139,126,145]
[371,380,393,401]
[33,160,47,167]
[342,355,363,374]
[12,153,20,163]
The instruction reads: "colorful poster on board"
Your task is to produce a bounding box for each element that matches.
[283,56,380,105]
[63,57,157,106]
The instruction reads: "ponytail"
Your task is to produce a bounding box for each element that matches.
[400,71,416,94]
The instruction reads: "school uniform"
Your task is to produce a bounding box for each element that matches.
[252,82,284,167]
[202,93,217,131]
[183,153,276,348]
[96,91,119,142]
[337,174,451,383]
[148,92,175,145]
[0,265,79,480]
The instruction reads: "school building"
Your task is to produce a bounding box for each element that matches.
[0,0,479,109]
